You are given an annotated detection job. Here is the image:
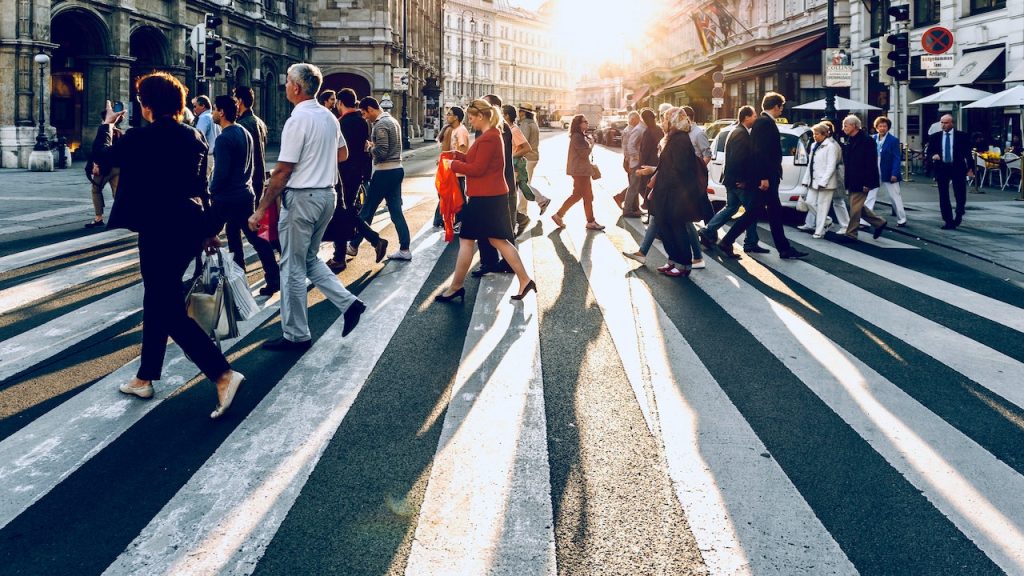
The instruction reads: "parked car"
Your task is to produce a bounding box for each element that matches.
[703,118,737,142]
[706,123,812,210]
[595,118,628,146]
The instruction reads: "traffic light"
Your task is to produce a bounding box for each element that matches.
[203,14,223,78]
[888,4,911,22]
[886,31,910,82]
[870,37,893,86]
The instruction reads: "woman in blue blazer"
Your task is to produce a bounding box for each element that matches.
[869,117,907,226]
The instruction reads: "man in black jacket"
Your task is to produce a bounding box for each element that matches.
[700,106,761,253]
[718,93,807,259]
[840,115,886,241]
[925,114,974,229]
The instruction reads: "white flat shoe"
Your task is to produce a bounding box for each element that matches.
[211,371,245,419]
[690,260,706,269]
[623,251,647,265]
[119,380,154,399]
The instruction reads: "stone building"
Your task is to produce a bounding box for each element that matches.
[493,0,571,123]
[1,0,315,168]
[440,0,498,107]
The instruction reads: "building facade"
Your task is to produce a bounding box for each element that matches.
[1,0,314,168]
[440,0,497,108]
[493,1,571,123]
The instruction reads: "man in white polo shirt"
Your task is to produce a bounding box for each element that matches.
[249,62,366,351]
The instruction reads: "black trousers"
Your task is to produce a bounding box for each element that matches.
[721,179,792,252]
[326,170,381,259]
[137,232,231,382]
[208,197,280,290]
[934,163,967,224]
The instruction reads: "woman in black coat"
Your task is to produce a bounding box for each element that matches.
[99,72,244,419]
[638,107,713,277]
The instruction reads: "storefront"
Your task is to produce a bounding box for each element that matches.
[722,34,827,123]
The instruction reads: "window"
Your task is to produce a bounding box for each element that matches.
[484,23,490,35]
[914,0,939,26]
[446,15,451,29]
[483,43,490,57]
[970,0,1005,14]
[870,0,891,37]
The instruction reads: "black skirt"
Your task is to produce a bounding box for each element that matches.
[458,195,513,242]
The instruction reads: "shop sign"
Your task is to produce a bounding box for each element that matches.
[921,55,955,70]
[822,49,853,88]
[712,97,724,108]
[392,67,409,92]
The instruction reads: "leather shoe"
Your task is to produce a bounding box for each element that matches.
[493,260,514,274]
[698,230,715,250]
[872,222,887,240]
[374,238,390,263]
[940,222,957,230]
[716,241,741,259]
[779,248,808,259]
[259,285,279,297]
[262,337,312,352]
[744,245,770,254]
[471,265,494,278]
[84,219,105,229]
[342,300,366,337]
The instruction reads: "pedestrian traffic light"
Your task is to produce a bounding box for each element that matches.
[886,31,910,83]
[870,37,893,86]
[888,4,911,22]
[203,13,223,78]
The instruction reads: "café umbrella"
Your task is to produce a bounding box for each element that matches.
[793,96,881,111]
[963,85,1024,196]
[909,85,994,126]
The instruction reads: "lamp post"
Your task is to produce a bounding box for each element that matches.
[511,62,517,106]
[401,0,411,150]
[29,53,54,172]
[459,9,475,104]
[824,0,837,124]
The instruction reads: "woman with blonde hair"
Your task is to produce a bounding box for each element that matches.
[436,99,536,303]
[552,114,604,230]
[800,122,841,238]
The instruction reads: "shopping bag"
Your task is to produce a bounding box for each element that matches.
[257,200,280,243]
[221,252,260,320]
[185,251,238,346]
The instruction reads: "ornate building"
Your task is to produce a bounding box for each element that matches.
[1,0,314,168]
[493,0,571,123]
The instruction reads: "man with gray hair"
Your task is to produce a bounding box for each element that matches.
[839,114,886,242]
[619,110,645,217]
[248,62,366,351]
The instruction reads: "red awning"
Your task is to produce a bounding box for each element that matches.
[629,86,651,105]
[730,34,824,74]
[653,65,717,96]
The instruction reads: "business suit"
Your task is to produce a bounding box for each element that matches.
[703,125,760,248]
[926,129,972,226]
[843,129,885,238]
[99,117,230,383]
[870,133,907,224]
[721,112,796,255]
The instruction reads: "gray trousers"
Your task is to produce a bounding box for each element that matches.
[279,187,358,342]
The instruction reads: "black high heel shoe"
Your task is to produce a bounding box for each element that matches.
[510,280,537,302]
[435,286,465,303]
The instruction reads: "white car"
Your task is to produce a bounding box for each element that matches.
[707,123,812,210]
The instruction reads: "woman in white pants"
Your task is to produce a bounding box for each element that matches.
[867,116,908,226]
[800,122,841,238]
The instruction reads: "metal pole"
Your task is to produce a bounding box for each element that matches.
[439,0,444,129]
[401,0,411,150]
[34,60,48,151]
[824,0,837,124]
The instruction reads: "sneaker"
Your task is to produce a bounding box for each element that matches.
[374,238,389,263]
[388,249,413,261]
[812,233,825,239]
[537,196,552,215]
[623,251,647,264]
[119,380,154,399]
[346,243,358,257]
[690,259,706,269]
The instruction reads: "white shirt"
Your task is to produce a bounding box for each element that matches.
[195,110,220,155]
[278,99,347,189]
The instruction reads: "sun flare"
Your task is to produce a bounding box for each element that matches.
[545,0,667,69]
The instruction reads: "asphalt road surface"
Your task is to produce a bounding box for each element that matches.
[0,130,1022,576]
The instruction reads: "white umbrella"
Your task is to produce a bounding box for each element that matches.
[908,85,994,105]
[793,96,881,111]
[963,85,1024,197]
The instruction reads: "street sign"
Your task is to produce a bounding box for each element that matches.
[920,54,955,69]
[926,69,949,78]
[392,67,409,92]
[712,97,724,108]
[922,27,954,55]
[189,25,203,53]
[711,86,724,98]
[712,71,725,83]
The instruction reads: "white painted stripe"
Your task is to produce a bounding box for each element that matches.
[3,206,88,222]
[742,247,1024,412]
[102,221,447,576]
[0,196,90,202]
[0,288,282,530]
[0,230,135,274]
[580,216,856,575]
[406,236,556,576]
[0,225,35,236]
[637,224,1024,575]
[776,225,1024,333]
[0,249,138,315]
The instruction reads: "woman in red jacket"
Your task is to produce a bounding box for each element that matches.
[436,99,536,303]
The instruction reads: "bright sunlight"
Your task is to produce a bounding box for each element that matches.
[544,0,668,69]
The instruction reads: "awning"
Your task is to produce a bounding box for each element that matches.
[653,65,717,96]
[730,34,823,74]
[628,86,651,105]
[936,48,1003,87]
[1006,61,1024,83]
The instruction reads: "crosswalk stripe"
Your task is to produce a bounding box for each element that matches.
[567,216,857,575]
[102,221,447,575]
[405,235,556,576]
[0,285,282,531]
[622,218,1024,574]
[0,230,135,275]
[739,247,1024,412]
[778,225,1024,333]
[0,248,139,315]
[3,206,89,222]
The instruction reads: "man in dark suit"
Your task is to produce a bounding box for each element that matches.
[700,105,761,254]
[926,114,974,229]
[718,92,807,259]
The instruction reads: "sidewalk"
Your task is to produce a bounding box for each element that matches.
[874,177,1024,274]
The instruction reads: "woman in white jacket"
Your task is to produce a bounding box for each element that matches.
[800,122,841,238]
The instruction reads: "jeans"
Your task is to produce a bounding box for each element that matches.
[705,186,760,248]
[279,187,359,342]
[208,196,280,289]
[351,167,410,250]
[639,215,659,254]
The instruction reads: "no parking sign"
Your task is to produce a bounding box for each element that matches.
[922,27,954,55]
